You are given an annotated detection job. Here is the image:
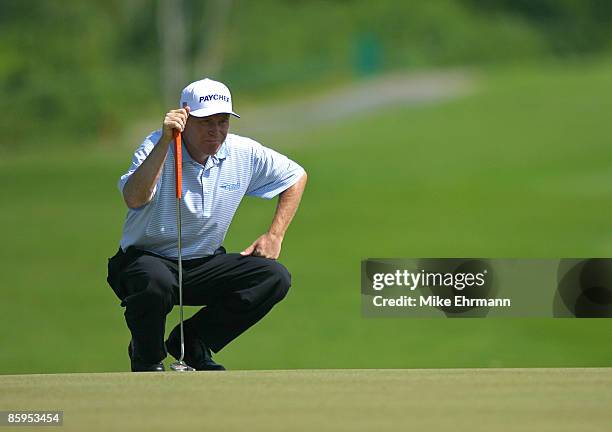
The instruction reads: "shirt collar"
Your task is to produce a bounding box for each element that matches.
[215,141,228,161]
[182,139,228,169]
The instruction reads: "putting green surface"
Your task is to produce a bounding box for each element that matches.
[2,368,610,431]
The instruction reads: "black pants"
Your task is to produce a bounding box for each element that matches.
[106,246,291,363]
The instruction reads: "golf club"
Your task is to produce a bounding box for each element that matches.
[169,119,195,372]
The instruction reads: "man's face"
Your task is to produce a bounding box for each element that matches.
[183,113,230,155]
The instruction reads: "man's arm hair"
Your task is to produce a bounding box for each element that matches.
[122,136,172,209]
[123,108,189,209]
[268,171,308,239]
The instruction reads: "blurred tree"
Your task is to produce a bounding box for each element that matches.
[158,0,187,106]
[192,0,233,79]
[1,0,611,150]
[157,0,233,106]
[461,0,612,53]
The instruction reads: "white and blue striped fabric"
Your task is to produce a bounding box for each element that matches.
[118,130,305,259]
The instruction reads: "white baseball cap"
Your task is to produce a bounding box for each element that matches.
[179,78,240,118]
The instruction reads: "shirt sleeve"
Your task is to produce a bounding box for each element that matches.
[117,130,162,196]
[246,141,305,199]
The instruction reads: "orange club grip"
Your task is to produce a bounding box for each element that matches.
[173,130,182,199]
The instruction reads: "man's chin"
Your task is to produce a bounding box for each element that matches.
[202,142,221,153]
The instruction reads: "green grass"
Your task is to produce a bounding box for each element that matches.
[1,59,612,374]
[1,369,611,431]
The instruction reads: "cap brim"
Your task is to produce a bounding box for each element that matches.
[189,108,240,118]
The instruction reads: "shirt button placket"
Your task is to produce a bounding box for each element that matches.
[199,170,205,212]
[202,169,212,217]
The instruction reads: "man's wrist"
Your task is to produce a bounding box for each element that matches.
[267,231,285,241]
[157,135,172,147]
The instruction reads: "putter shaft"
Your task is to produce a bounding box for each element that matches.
[170,130,193,371]
[176,196,185,363]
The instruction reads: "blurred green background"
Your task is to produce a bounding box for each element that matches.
[1,0,612,374]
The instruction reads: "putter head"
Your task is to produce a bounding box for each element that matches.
[170,360,195,372]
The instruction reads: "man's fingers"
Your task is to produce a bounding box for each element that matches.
[240,243,256,256]
[162,107,191,136]
[176,109,188,120]
[168,110,188,121]
[165,115,186,131]
[170,112,187,123]
[166,120,183,132]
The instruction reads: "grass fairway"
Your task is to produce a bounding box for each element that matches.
[1,368,611,431]
[2,60,612,374]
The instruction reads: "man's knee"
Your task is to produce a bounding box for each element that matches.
[120,258,175,312]
[266,260,291,302]
[141,282,174,311]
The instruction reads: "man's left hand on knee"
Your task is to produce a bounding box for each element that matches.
[240,232,283,259]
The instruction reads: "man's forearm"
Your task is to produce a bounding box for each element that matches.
[268,172,308,238]
[123,136,172,209]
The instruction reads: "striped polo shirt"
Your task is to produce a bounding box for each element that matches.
[118,130,305,259]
